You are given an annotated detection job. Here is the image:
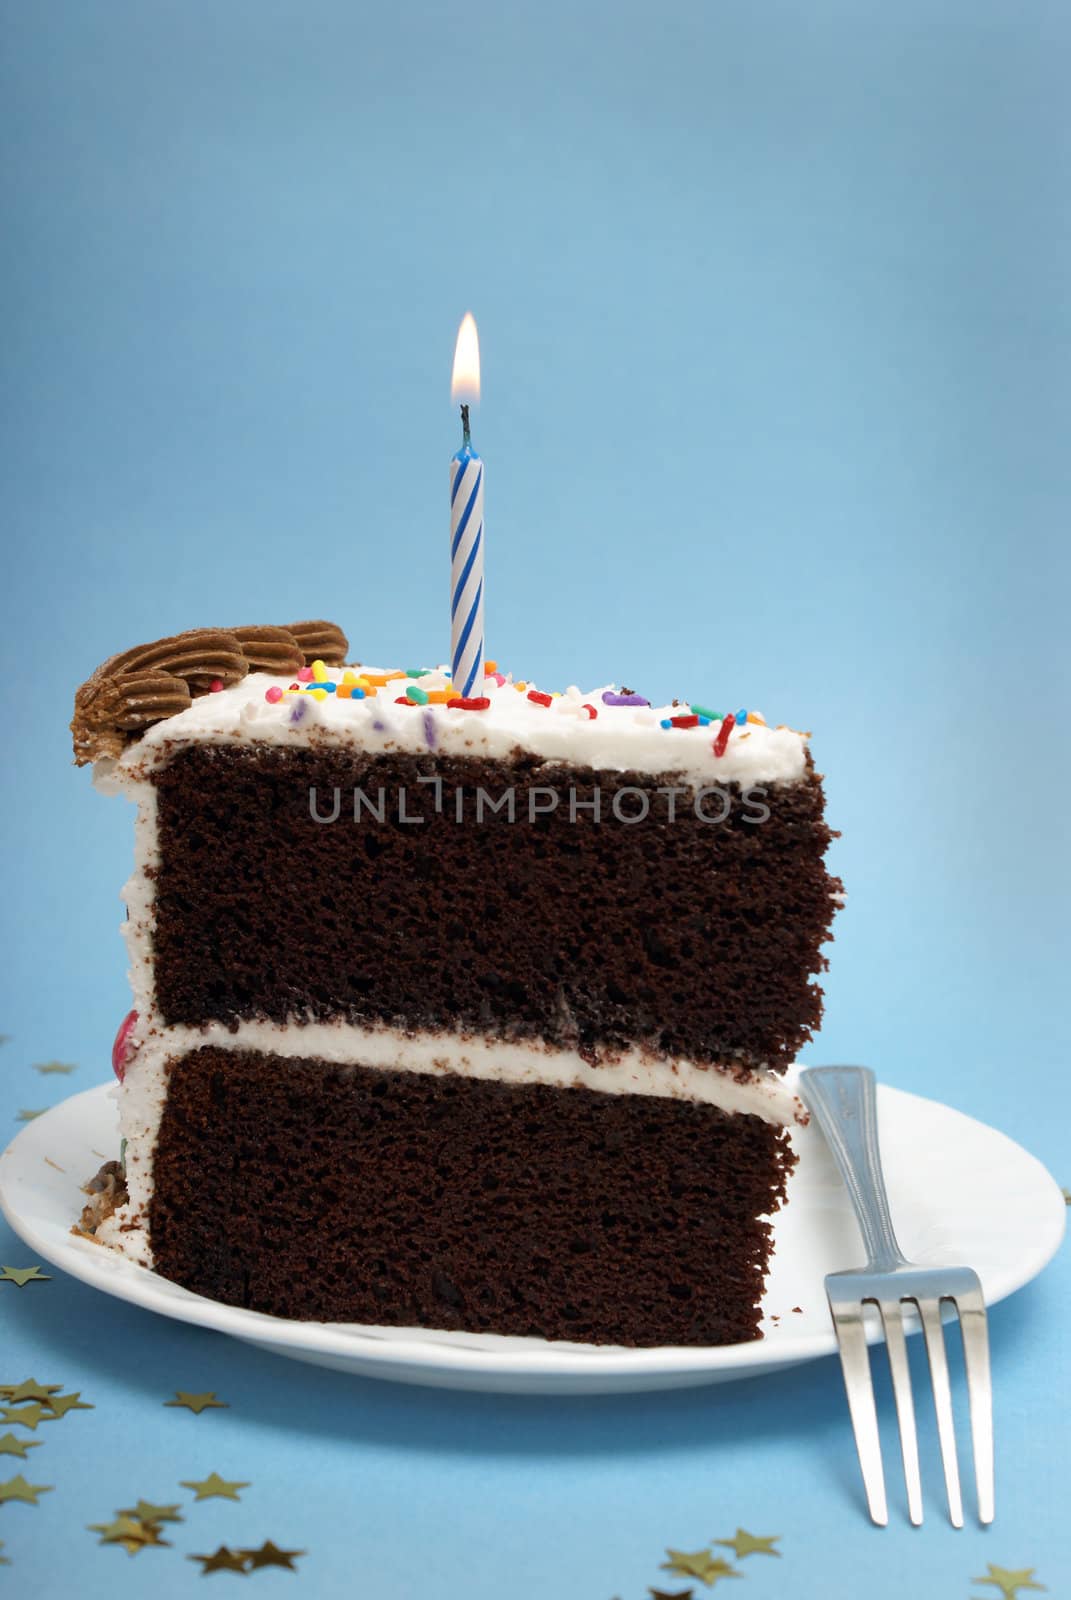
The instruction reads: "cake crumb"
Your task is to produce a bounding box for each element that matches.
[77,1159,128,1236]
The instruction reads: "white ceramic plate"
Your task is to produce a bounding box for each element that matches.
[0,1077,1064,1394]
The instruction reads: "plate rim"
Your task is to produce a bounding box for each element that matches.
[0,1079,1065,1381]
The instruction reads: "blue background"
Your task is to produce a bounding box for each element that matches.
[1,1,1068,1594]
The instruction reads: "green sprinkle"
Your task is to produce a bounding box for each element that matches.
[406,686,430,705]
[405,668,431,679]
[690,704,720,721]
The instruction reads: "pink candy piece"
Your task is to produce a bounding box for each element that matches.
[490,671,506,687]
[112,1009,139,1083]
[265,685,284,703]
[209,677,224,693]
[297,666,314,682]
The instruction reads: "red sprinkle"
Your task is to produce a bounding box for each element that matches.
[582,704,598,719]
[447,695,491,711]
[670,714,700,729]
[713,716,734,758]
[527,690,553,708]
[111,1009,139,1083]
[394,695,412,705]
[265,685,284,703]
[209,678,224,693]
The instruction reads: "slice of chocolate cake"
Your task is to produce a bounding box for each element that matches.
[72,623,841,1346]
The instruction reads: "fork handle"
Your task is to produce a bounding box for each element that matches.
[799,1066,907,1271]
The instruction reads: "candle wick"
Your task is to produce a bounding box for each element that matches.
[460,403,471,448]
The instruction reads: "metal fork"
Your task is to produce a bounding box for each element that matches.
[799,1065,994,1528]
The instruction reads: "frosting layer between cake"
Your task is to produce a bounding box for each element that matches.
[143,1046,797,1345]
[99,1019,806,1267]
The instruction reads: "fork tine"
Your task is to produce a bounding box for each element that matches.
[956,1292,995,1524]
[878,1299,923,1525]
[830,1297,888,1526]
[917,1299,964,1527]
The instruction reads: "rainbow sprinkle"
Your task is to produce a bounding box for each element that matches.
[602,690,650,708]
[251,663,795,750]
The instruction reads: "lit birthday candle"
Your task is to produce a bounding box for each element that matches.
[449,312,485,697]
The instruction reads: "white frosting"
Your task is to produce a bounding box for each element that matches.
[95,665,809,791]
[120,785,158,1018]
[97,1016,805,1267]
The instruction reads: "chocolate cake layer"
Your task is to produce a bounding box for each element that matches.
[149,1047,796,1344]
[151,747,840,1070]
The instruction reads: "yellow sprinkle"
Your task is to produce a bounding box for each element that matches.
[514,681,527,692]
[311,659,329,682]
[747,712,766,725]
[341,669,359,686]
[309,687,328,701]
[551,691,561,697]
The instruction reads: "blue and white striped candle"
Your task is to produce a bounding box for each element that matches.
[450,313,485,698]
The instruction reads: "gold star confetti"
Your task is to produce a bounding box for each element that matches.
[89,1516,143,1543]
[44,1392,93,1420]
[0,1380,62,1403]
[117,1499,183,1526]
[15,1110,45,1122]
[241,1540,306,1571]
[972,1568,1046,1600]
[660,1550,741,1588]
[0,1434,42,1460]
[714,1530,781,1560]
[0,1473,53,1506]
[165,1391,228,1415]
[0,1404,48,1431]
[188,1545,250,1574]
[88,1515,172,1556]
[0,1266,50,1287]
[33,1061,76,1075]
[179,1473,250,1502]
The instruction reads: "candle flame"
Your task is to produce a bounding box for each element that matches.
[451,312,481,405]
